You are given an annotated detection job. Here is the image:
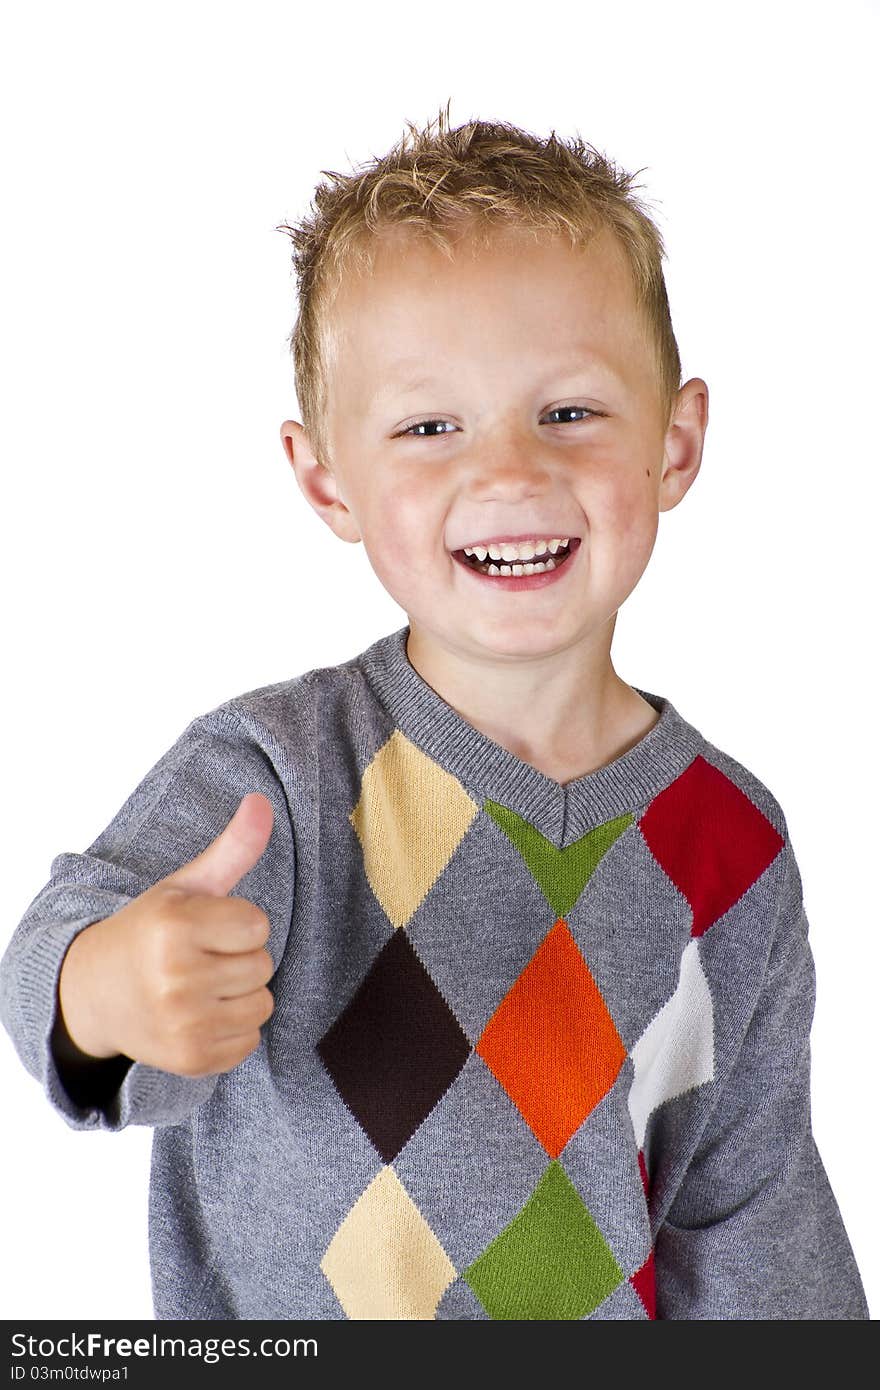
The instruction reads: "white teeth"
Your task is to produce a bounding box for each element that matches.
[485,559,555,577]
[464,536,571,562]
[460,534,577,579]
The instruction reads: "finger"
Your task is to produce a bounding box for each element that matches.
[182,896,271,954]
[213,987,275,1038]
[160,792,275,899]
[200,948,275,999]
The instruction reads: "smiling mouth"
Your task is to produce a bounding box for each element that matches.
[453,538,579,576]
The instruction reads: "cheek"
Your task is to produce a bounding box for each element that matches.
[590,470,659,562]
[364,478,440,560]
[358,487,440,596]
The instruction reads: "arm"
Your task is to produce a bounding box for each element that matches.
[653,849,868,1319]
[0,707,296,1132]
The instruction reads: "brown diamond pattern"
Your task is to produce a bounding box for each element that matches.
[317,930,472,1162]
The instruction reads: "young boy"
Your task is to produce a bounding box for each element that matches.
[0,107,869,1321]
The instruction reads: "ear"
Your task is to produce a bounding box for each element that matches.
[657,378,709,514]
[279,420,361,543]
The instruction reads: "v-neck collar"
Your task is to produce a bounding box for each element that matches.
[355,623,704,848]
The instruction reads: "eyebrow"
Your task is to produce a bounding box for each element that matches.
[376,369,437,397]
[371,352,625,404]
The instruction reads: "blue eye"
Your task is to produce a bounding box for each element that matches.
[395,406,600,438]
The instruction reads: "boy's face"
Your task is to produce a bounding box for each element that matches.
[282,224,706,669]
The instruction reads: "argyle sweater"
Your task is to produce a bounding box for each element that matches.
[0,624,869,1320]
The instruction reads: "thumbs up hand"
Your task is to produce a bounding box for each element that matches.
[56,793,278,1078]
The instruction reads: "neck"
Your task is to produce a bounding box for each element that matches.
[404,621,659,785]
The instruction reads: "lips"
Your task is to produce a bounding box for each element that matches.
[456,533,577,550]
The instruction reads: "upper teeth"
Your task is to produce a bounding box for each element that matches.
[463,538,569,562]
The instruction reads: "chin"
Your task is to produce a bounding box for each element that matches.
[467,622,576,661]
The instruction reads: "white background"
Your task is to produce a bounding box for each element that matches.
[1,0,877,1321]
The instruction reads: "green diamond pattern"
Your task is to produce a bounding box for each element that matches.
[463,1160,623,1319]
[484,802,634,918]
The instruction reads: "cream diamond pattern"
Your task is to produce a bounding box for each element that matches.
[349,729,480,928]
[320,1166,458,1319]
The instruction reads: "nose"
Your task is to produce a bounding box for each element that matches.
[462,431,553,501]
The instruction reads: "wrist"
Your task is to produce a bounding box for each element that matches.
[56,922,120,1061]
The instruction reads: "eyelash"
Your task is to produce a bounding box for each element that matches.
[394,406,604,438]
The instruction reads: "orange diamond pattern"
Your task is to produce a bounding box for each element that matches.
[476,920,627,1158]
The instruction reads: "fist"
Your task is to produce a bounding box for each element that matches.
[58,792,278,1078]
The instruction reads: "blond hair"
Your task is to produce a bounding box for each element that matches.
[276,100,682,470]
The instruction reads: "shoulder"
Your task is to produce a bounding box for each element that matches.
[654,689,793,849]
[638,707,810,1061]
[644,697,804,941]
[174,644,382,794]
[691,730,789,846]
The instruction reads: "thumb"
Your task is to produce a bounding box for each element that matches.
[160,792,275,898]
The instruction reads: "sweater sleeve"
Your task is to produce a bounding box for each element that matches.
[653,844,869,1319]
[0,708,296,1134]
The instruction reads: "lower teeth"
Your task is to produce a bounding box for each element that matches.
[472,553,565,576]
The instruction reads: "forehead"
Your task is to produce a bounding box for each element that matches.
[325,224,645,377]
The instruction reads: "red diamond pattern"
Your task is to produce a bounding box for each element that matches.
[638,755,785,936]
[631,1249,656,1319]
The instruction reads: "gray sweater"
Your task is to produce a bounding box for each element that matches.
[0,624,869,1319]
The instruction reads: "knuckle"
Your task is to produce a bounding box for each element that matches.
[153,967,189,1011]
[153,885,188,924]
[151,905,187,966]
[237,893,265,922]
[231,900,266,941]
